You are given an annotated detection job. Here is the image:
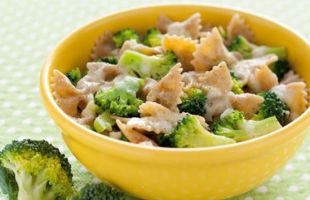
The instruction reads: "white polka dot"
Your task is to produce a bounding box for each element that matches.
[58,146,66,153]
[22,79,33,85]
[33,127,42,133]
[8,86,18,92]
[18,94,27,100]
[23,45,33,52]
[80,166,88,173]
[32,87,39,93]
[0,59,4,65]
[275,196,285,200]
[15,39,24,46]
[13,72,23,78]
[256,185,268,193]
[0,119,6,126]
[7,127,17,134]
[45,137,54,143]
[296,154,307,161]
[68,156,77,163]
[22,118,32,125]
[288,185,299,192]
[19,58,28,64]
[37,110,46,116]
[48,120,55,125]
[306,196,310,200]
[2,102,12,108]
[0,79,7,85]
[271,174,282,182]
[17,136,27,141]
[28,102,37,108]
[301,174,310,181]
[285,164,295,171]
[244,197,253,200]
[12,110,22,116]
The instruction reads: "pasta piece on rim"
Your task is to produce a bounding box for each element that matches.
[162,34,197,71]
[156,14,173,33]
[147,63,184,111]
[272,82,308,121]
[192,28,237,71]
[52,70,86,117]
[226,13,255,45]
[157,13,202,39]
[90,31,115,61]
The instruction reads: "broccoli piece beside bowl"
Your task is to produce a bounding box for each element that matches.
[112,28,140,48]
[118,50,177,80]
[254,91,290,125]
[0,139,74,200]
[95,76,144,117]
[72,182,138,200]
[212,110,282,142]
[66,67,82,86]
[143,28,162,47]
[96,56,118,65]
[178,88,207,116]
[160,115,236,148]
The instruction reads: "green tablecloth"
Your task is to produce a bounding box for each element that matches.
[0,0,309,199]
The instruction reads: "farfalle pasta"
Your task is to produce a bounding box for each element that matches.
[52,13,308,148]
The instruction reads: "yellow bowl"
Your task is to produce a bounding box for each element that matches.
[40,4,310,200]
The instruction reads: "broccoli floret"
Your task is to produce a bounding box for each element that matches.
[93,112,115,133]
[258,46,287,60]
[143,28,162,47]
[228,35,253,59]
[229,35,287,60]
[254,91,290,125]
[118,50,177,80]
[66,67,82,86]
[160,115,235,148]
[0,139,74,200]
[270,60,290,80]
[95,76,144,117]
[112,28,140,48]
[96,56,118,65]
[73,182,137,200]
[0,164,18,200]
[212,110,282,142]
[178,88,207,116]
[230,72,244,94]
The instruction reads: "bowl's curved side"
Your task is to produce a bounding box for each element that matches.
[40,4,310,200]
[61,128,308,200]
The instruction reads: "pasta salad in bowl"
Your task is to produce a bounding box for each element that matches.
[40,5,310,199]
[52,12,308,148]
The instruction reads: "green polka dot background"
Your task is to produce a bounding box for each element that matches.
[0,0,309,199]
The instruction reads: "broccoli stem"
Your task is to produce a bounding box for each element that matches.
[15,170,54,200]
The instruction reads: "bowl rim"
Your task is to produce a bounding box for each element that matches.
[40,3,310,154]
